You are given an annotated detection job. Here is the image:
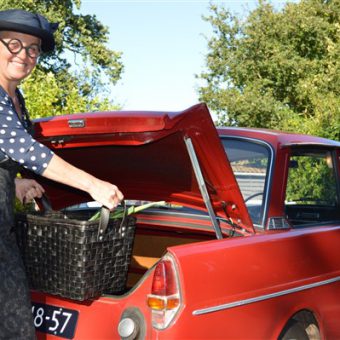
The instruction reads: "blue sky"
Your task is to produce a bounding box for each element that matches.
[79,0,290,111]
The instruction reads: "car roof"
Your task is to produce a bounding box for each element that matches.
[217,127,340,149]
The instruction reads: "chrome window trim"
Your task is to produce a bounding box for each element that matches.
[193,276,340,316]
[220,136,275,228]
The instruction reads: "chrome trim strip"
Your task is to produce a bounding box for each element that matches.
[281,141,340,148]
[193,276,340,316]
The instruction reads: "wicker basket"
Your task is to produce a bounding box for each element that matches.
[15,206,136,301]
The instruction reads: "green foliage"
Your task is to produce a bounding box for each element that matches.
[198,0,340,141]
[0,0,123,115]
[285,153,338,205]
[15,198,36,212]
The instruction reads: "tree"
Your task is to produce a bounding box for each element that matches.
[0,0,124,117]
[198,0,340,141]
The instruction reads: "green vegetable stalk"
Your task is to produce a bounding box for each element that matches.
[88,201,167,221]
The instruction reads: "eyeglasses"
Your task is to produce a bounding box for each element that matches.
[0,38,41,59]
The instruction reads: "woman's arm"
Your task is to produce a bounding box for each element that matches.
[42,154,123,210]
[0,96,123,209]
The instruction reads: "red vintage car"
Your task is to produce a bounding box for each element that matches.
[22,104,339,339]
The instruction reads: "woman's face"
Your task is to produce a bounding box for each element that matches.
[0,31,40,83]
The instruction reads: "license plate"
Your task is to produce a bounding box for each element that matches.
[32,302,79,339]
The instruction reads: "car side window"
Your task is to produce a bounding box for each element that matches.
[222,138,271,226]
[285,149,340,227]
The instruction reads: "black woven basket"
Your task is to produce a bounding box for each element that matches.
[15,204,136,301]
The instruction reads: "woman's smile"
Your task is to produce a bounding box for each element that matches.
[10,59,27,69]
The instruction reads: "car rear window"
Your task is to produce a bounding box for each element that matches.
[222,138,271,226]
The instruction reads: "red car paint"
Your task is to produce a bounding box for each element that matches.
[26,104,339,339]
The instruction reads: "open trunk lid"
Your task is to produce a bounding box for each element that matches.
[32,103,254,234]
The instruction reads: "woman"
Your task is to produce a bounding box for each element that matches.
[0,9,123,339]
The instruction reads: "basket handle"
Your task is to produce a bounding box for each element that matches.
[118,201,128,232]
[36,194,53,212]
[98,206,110,238]
[98,201,127,239]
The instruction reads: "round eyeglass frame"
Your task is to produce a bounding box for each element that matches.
[0,38,41,59]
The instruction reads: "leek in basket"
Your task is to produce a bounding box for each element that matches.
[88,201,167,221]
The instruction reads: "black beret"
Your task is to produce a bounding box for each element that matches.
[0,9,58,52]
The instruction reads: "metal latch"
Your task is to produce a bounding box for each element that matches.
[68,119,85,128]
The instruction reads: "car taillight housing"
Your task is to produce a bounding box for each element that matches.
[147,254,181,330]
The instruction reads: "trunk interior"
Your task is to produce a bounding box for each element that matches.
[125,210,218,289]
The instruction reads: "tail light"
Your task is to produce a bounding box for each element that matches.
[147,254,181,330]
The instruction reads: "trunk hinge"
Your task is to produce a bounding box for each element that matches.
[184,137,223,239]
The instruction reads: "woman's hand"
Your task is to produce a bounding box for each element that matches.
[15,178,45,204]
[88,179,124,210]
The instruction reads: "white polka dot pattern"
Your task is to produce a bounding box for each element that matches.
[0,87,53,174]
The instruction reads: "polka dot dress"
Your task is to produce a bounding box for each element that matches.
[0,86,53,174]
